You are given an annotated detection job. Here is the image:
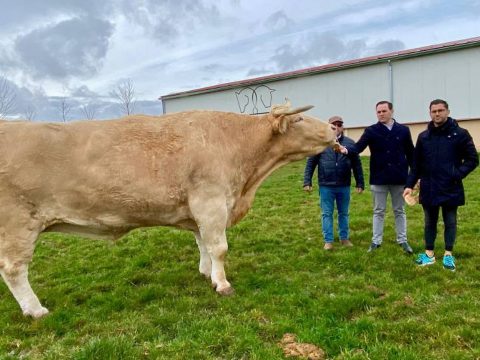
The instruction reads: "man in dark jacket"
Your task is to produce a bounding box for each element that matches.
[339,101,415,254]
[303,116,364,250]
[404,99,478,271]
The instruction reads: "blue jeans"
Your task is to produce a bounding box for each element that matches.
[319,186,351,243]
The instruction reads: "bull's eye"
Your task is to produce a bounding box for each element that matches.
[293,116,303,123]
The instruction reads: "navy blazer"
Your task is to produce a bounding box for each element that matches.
[352,120,414,185]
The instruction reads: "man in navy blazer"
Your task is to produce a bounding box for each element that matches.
[341,101,415,254]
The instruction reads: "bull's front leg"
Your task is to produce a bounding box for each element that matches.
[189,193,234,296]
[0,218,49,318]
[1,264,49,318]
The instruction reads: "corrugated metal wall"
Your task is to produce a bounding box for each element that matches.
[162,46,480,149]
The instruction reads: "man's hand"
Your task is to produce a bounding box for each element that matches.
[403,187,418,206]
[355,187,364,194]
[303,185,313,192]
[334,144,348,154]
[403,188,412,197]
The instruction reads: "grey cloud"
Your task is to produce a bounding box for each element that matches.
[70,85,101,99]
[370,40,405,55]
[201,63,223,72]
[246,67,274,77]
[270,32,405,72]
[119,0,221,43]
[14,16,114,80]
[0,0,114,32]
[263,10,294,31]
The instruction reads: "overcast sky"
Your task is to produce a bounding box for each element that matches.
[0,0,479,121]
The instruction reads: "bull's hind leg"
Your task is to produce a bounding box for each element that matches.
[0,216,48,318]
[190,193,234,295]
[194,231,212,279]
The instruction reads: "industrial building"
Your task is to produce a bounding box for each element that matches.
[160,37,480,150]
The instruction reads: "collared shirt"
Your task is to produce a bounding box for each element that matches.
[382,119,395,131]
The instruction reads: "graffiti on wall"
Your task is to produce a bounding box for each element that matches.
[235,85,276,114]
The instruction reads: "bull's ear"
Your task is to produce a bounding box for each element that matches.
[271,115,289,134]
[269,100,313,134]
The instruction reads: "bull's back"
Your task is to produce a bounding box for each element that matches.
[0,115,245,229]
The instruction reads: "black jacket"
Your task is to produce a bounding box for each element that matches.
[351,120,414,185]
[406,118,478,206]
[303,134,364,188]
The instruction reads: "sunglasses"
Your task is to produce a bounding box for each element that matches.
[332,122,343,127]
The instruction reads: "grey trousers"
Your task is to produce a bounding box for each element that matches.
[371,184,407,245]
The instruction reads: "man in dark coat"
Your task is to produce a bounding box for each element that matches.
[339,101,415,254]
[404,99,478,271]
[303,116,364,250]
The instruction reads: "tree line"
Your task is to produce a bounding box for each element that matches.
[0,76,137,122]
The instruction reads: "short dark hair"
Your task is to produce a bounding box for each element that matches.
[376,101,393,110]
[429,99,449,110]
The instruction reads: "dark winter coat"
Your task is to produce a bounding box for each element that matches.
[351,120,414,185]
[303,134,364,188]
[406,117,478,206]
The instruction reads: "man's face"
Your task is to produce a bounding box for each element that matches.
[376,103,393,124]
[430,103,450,127]
[331,121,343,136]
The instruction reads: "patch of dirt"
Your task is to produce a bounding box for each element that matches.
[279,333,325,360]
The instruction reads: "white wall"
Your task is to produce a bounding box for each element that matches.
[163,46,480,128]
[393,47,480,122]
[164,63,390,126]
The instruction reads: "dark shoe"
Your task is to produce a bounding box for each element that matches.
[400,242,413,255]
[367,243,381,253]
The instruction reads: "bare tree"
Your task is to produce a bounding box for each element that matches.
[0,76,16,119]
[111,79,136,115]
[81,103,97,120]
[59,96,71,122]
[24,105,37,121]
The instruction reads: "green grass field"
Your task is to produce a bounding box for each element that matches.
[1,158,479,359]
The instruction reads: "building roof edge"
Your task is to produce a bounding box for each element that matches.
[159,36,480,100]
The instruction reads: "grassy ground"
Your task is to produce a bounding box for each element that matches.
[1,158,479,359]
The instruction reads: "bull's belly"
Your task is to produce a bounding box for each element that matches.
[41,206,198,240]
[43,222,132,240]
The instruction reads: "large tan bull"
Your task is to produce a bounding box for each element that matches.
[0,100,336,318]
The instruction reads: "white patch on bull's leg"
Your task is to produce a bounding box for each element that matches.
[207,233,234,296]
[194,232,211,278]
[189,192,234,295]
[0,264,49,318]
[0,217,47,317]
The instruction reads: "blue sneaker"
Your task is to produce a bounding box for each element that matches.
[415,253,435,266]
[443,255,456,271]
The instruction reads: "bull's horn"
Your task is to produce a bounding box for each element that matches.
[283,105,314,115]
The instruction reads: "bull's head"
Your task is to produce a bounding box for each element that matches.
[270,98,313,134]
[268,98,337,157]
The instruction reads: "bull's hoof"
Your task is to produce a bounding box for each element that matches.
[23,306,49,319]
[216,286,235,296]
